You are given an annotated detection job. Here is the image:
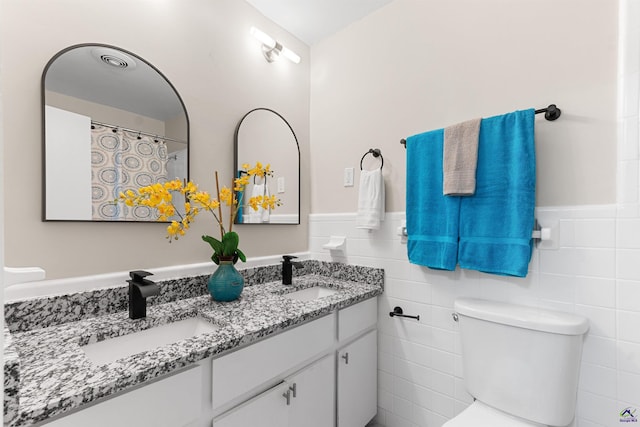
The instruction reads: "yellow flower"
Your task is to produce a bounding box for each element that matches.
[167,221,181,237]
[158,204,175,218]
[164,179,182,191]
[118,161,280,247]
[220,187,233,206]
[266,194,279,209]
[234,175,250,190]
[248,196,261,211]
[182,181,198,195]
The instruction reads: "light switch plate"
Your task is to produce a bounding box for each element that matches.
[277,177,285,193]
[344,167,354,187]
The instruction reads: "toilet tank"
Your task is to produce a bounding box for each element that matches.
[455,298,589,427]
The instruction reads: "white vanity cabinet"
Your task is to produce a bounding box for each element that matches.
[213,297,378,427]
[41,297,378,427]
[337,330,377,427]
[336,298,378,427]
[45,364,204,427]
[213,355,334,427]
[210,313,335,412]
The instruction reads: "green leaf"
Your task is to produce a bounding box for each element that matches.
[202,235,223,253]
[202,235,223,264]
[221,231,240,256]
[235,248,246,263]
[211,253,220,265]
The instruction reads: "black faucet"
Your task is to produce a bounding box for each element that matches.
[282,255,303,285]
[128,270,160,319]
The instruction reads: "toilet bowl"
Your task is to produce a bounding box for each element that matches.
[445,298,589,427]
[444,401,544,427]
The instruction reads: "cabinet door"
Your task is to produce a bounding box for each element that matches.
[213,382,290,427]
[212,313,335,411]
[288,354,335,427]
[337,330,377,427]
[47,366,203,427]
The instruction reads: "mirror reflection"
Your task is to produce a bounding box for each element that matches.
[43,44,189,221]
[235,108,300,224]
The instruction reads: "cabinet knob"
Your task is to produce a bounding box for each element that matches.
[282,389,291,405]
[341,352,349,364]
[289,382,297,398]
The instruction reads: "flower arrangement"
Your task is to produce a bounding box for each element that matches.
[119,162,280,264]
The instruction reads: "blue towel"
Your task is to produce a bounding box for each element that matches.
[406,129,461,270]
[458,109,536,277]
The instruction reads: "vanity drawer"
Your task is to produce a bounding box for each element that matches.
[338,297,377,342]
[47,365,203,427]
[211,313,335,410]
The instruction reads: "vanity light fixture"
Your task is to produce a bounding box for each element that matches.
[250,26,300,64]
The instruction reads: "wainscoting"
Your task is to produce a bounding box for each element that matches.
[310,207,639,427]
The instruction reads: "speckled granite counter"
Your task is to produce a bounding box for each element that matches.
[3,261,383,426]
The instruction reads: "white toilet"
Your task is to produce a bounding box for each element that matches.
[445,298,589,427]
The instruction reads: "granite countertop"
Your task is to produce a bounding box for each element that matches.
[3,261,383,426]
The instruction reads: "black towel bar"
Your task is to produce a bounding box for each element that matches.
[400,104,561,147]
[389,306,420,321]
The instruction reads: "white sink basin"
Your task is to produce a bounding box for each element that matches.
[283,286,339,301]
[81,317,219,365]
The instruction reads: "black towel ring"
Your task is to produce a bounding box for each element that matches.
[360,148,383,170]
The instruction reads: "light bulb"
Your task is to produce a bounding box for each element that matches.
[281,46,300,64]
[250,26,276,49]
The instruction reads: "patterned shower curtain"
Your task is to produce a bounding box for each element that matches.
[91,125,169,220]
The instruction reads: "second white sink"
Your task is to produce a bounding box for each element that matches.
[283,286,339,302]
[81,317,220,365]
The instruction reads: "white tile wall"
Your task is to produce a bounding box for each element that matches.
[309,205,640,427]
[618,0,640,210]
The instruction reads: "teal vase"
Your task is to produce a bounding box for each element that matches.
[208,259,244,302]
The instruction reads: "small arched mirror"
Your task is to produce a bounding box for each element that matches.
[42,44,189,221]
[234,108,300,224]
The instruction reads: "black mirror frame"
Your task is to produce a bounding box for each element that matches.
[233,107,300,225]
[41,43,190,222]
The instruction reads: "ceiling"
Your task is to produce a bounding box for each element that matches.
[245,0,394,45]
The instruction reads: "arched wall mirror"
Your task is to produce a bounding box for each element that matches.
[42,44,189,221]
[234,108,300,225]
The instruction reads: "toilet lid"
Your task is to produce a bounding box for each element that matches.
[443,401,545,427]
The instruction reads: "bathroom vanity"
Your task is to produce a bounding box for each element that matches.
[3,261,383,427]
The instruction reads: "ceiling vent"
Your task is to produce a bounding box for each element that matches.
[91,47,137,70]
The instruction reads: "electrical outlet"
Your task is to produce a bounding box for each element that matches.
[277,177,285,193]
[344,167,354,187]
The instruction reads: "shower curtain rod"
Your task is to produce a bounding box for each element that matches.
[399,104,561,147]
[90,120,187,145]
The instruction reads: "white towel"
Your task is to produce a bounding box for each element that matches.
[260,184,271,223]
[356,169,385,230]
[249,183,263,223]
[249,182,270,223]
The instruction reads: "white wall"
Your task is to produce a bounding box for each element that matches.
[0,0,5,401]
[310,0,618,213]
[45,91,167,136]
[0,0,310,279]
